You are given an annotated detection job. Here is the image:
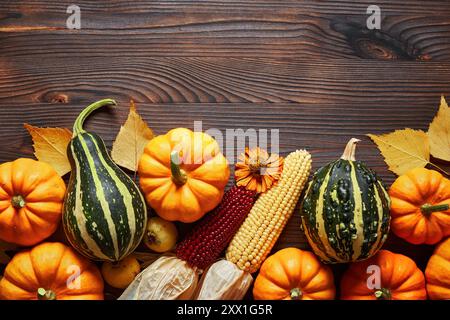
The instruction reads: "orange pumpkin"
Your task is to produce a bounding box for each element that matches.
[426,237,450,299]
[341,250,427,300]
[253,248,335,300]
[0,242,104,300]
[389,168,450,245]
[138,128,230,222]
[0,158,66,246]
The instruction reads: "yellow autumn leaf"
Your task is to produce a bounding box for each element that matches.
[367,129,431,176]
[428,96,450,161]
[111,101,153,171]
[24,123,72,176]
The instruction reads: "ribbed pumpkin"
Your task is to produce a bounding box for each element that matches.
[0,242,104,300]
[426,237,450,299]
[389,168,450,245]
[341,250,427,300]
[63,99,147,262]
[138,128,230,223]
[253,248,335,300]
[300,138,391,263]
[0,158,66,246]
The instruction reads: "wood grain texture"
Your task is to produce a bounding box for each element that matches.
[1,57,450,104]
[1,7,450,60]
[1,0,450,299]
[2,0,450,15]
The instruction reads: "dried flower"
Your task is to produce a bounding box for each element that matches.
[235,147,283,193]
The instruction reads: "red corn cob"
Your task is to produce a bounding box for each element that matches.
[175,186,257,270]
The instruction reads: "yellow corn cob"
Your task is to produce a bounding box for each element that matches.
[226,149,312,273]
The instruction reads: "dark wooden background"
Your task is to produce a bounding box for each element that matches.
[1,0,450,299]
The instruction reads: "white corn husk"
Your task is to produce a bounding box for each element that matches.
[119,255,198,300]
[195,260,253,300]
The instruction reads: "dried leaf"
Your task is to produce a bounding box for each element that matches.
[428,96,450,161]
[24,123,72,176]
[367,129,430,176]
[111,101,153,171]
[0,241,17,265]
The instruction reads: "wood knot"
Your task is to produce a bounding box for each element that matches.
[353,38,403,60]
[51,94,69,104]
[41,92,69,104]
[331,19,429,61]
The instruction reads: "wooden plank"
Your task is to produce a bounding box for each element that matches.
[0,101,444,264]
[1,57,450,103]
[2,0,450,16]
[1,9,450,59]
[0,0,447,298]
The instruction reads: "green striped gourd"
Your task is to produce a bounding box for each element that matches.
[63,99,147,262]
[300,138,390,264]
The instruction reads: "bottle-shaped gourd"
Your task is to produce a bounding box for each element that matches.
[63,99,147,262]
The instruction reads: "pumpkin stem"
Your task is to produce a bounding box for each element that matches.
[11,195,26,208]
[290,288,302,300]
[37,288,56,300]
[421,203,449,216]
[170,151,187,185]
[73,99,117,136]
[374,288,392,300]
[341,138,361,161]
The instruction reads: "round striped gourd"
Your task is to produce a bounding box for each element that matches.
[300,138,390,263]
[63,99,147,262]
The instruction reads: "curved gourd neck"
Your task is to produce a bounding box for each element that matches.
[73,99,117,137]
[341,138,361,161]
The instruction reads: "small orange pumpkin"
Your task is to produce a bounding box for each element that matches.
[341,250,427,300]
[426,237,450,300]
[0,158,66,246]
[138,128,230,222]
[0,242,104,300]
[389,167,450,245]
[253,248,335,300]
